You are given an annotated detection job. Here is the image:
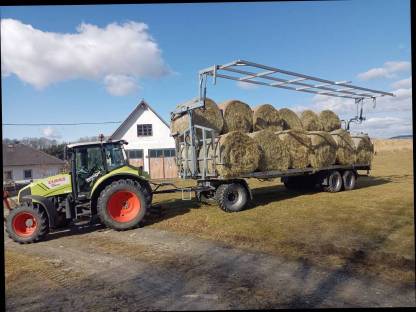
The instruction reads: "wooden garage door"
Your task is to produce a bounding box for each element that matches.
[149,148,178,180]
[127,149,144,169]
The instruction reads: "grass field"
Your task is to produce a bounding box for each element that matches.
[148,140,414,285]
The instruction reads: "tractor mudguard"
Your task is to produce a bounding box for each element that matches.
[21,195,58,228]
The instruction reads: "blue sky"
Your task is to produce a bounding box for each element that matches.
[1,0,412,141]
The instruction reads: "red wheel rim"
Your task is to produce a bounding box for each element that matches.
[107,191,141,223]
[12,212,37,237]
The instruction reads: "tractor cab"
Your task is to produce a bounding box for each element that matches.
[66,140,129,199]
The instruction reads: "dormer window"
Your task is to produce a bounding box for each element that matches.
[137,124,152,136]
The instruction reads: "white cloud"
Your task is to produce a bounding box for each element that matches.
[236,81,259,90]
[391,76,412,89]
[349,115,412,138]
[42,126,61,139]
[1,19,169,94]
[357,61,411,80]
[104,74,139,96]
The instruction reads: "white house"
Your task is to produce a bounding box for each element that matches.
[3,143,65,184]
[110,100,178,179]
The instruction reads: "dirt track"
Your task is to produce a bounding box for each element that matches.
[5,223,415,310]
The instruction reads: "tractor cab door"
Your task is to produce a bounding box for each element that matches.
[73,146,105,198]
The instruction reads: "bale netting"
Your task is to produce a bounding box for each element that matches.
[351,134,374,165]
[252,104,284,132]
[276,130,311,169]
[330,129,356,165]
[307,131,337,168]
[300,110,323,131]
[279,108,303,130]
[170,98,224,136]
[248,129,290,171]
[219,100,253,133]
[199,131,260,178]
[319,110,341,132]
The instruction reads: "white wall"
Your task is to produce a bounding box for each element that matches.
[112,106,175,173]
[3,164,64,183]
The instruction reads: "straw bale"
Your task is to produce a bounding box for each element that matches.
[307,131,337,168]
[276,130,311,169]
[252,104,284,131]
[279,108,303,130]
[219,100,253,133]
[300,110,324,131]
[319,110,341,132]
[330,129,356,165]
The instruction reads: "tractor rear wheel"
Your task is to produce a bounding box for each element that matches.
[6,204,49,244]
[97,179,148,231]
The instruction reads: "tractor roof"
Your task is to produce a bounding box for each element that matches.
[67,139,127,149]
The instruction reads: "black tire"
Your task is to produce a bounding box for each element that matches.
[97,179,148,231]
[6,203,49,244]
[215,183,248,213]
[342,170,356,191]
[323,170,343,193]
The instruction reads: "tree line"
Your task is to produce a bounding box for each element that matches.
[3,136,107,160]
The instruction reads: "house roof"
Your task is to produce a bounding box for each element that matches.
[110,100,170,139]
[3,143,65,167]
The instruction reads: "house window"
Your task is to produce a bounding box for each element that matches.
[137,124,152,137]
[127,149,143,159]
[149,148,176,158]
[24,169,32,179]
[4,171,13,181]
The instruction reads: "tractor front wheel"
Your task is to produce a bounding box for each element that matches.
[6,204,49,244]
[97,179,148,231]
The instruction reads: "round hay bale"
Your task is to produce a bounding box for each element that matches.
[307,131,337,168]
[300,110,324,131]
[319,110,341,132]
[218,100,253,133]
[279,108,303,130]
[170,98,224,136]
[199,131,260,178]
[330,129,356,165]
[253,104,284,131]
[276,130,311,169]
[351,134,374,165]
[248,129,290,171]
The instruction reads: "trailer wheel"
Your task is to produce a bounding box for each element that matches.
[342,170,356,191]
[215,183,248,212]
[6,203,49,244]
[97,179,148,231]
[323,170,343,193]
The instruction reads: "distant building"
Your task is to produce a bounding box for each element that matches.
[110,100,178,179]
[3,143,65,184]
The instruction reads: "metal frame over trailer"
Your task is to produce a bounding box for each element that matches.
[169,60,394,212]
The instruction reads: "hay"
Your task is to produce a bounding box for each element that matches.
[330,129,356,165]
[319,110,341,132]
[351,134,374,165]
[170,98,224,136]
[307,131,337,168]
[252,104,284,131]
[219,100,253,133]
[300,110,323,131]
[279,108,303,130]
[248,129,290,171]
[199,131,260,178]
[276,130,311,169]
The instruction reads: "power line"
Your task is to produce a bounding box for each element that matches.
[3,121,122,126]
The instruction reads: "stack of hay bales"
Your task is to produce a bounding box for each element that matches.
[248,129,290,171]
[170,98,224,137]
[252,104,284,132]
[307,131,337,168]
[276,130,311,169]
[300,110,324,131]
[219,100,253,133]
[319,110,341,132]
[198,131,260,178]
[279,108,303,130]
[330,129,356,165]
[351,134,374,164]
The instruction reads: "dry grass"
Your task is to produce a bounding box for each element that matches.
[150,140,414,285]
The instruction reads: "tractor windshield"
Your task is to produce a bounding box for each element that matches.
[104,144,127,170]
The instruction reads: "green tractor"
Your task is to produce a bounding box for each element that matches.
[5,140,152,244]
